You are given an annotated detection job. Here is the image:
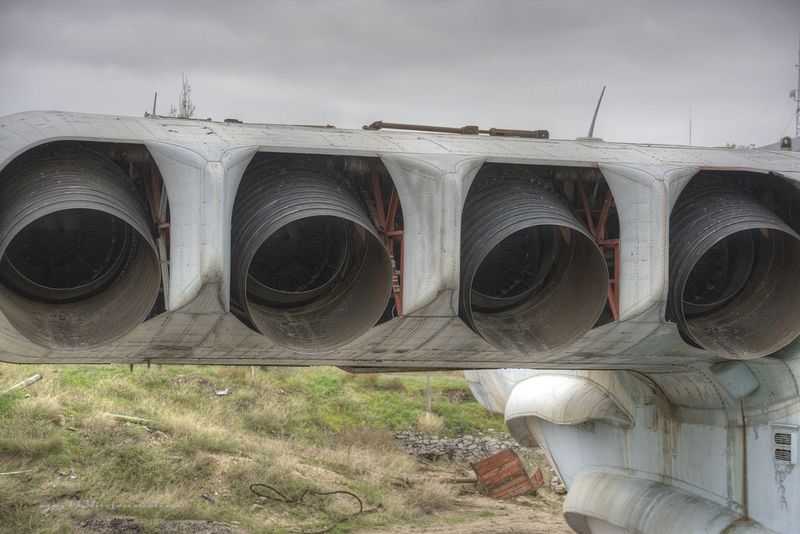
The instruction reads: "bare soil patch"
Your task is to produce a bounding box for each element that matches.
[75,515,249,534]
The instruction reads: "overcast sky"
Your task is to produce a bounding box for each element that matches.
[1,0,798,147]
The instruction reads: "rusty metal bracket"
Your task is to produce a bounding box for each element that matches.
[577,182,620,321]
[370,162,404,316]
[143,160,171,307]
[363,121,549,139]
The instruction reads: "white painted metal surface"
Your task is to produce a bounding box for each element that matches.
[505,374,634,428]
[467,357,800,533]
[3,110,800,532]
[564,471,774,534]
[1,111,797,367]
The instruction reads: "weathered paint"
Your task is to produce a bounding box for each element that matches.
[467,360,800,533]
[3,110,800,532]
[1,111,798,367]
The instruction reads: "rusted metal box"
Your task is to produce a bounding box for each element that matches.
[471,449,540,499]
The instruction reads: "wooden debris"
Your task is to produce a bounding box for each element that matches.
[2,373,43,393]
[101,412,161,430]
[531,467,544,489]
[470,448,539,500]
[0,469,33,476]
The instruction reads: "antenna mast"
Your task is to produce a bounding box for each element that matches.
[588,86,606,138]
[795,33,800,138]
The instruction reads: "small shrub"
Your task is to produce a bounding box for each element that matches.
[416,412,445,435]
[356,374,379,389]
[442,387,471,403]
[379,377,406,392]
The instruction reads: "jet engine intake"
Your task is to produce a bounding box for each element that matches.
[460,179,609,355]
[0,149,162,349]
[669,183,800,358]
[231,161,393,353]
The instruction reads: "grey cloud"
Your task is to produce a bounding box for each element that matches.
[0,0,798,146]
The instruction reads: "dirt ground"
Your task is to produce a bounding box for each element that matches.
[359,493,572,534]
[74,496,571,534]
[68,449,572,533]
[75,516,249,534]
[367,460,573,534]
[72,483,572,534]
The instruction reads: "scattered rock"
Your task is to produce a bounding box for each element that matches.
[215,388,231,396]
[75,516,141,533]
[393,431,534,462]
[56,467,77,479]
[75,516,248,534]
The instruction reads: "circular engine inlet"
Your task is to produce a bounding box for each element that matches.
[1,209,133,303]
[247,217,350,308]
[460,179,609,355]
[231,161,392,353]
[669,184,800,358]
[0,149,161,349]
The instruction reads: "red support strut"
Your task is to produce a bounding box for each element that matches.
[371,164,403,316]
[577,184,620,322]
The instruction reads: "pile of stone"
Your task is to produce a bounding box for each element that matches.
[393,430,534,462]
[550,475,568,495]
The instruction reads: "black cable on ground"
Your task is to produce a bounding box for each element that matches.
[249,483,382,534]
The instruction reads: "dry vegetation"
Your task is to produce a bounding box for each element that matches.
[0,365,566,533]
[415,412,445,436]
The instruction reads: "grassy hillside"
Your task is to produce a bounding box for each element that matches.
[0,364,510,533]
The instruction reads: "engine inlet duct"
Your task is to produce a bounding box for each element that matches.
[669,183,800,358]
[0,149,161,349]
[460,178,608,355]
[231,161,393,353]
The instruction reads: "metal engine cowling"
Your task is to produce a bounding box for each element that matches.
[231,160,393,353]
[460,177,608,355]
[669,182,800,358]
[0,148,162,349]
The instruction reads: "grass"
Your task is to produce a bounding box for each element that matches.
[0,364,506,533]
[416,412,445,435]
